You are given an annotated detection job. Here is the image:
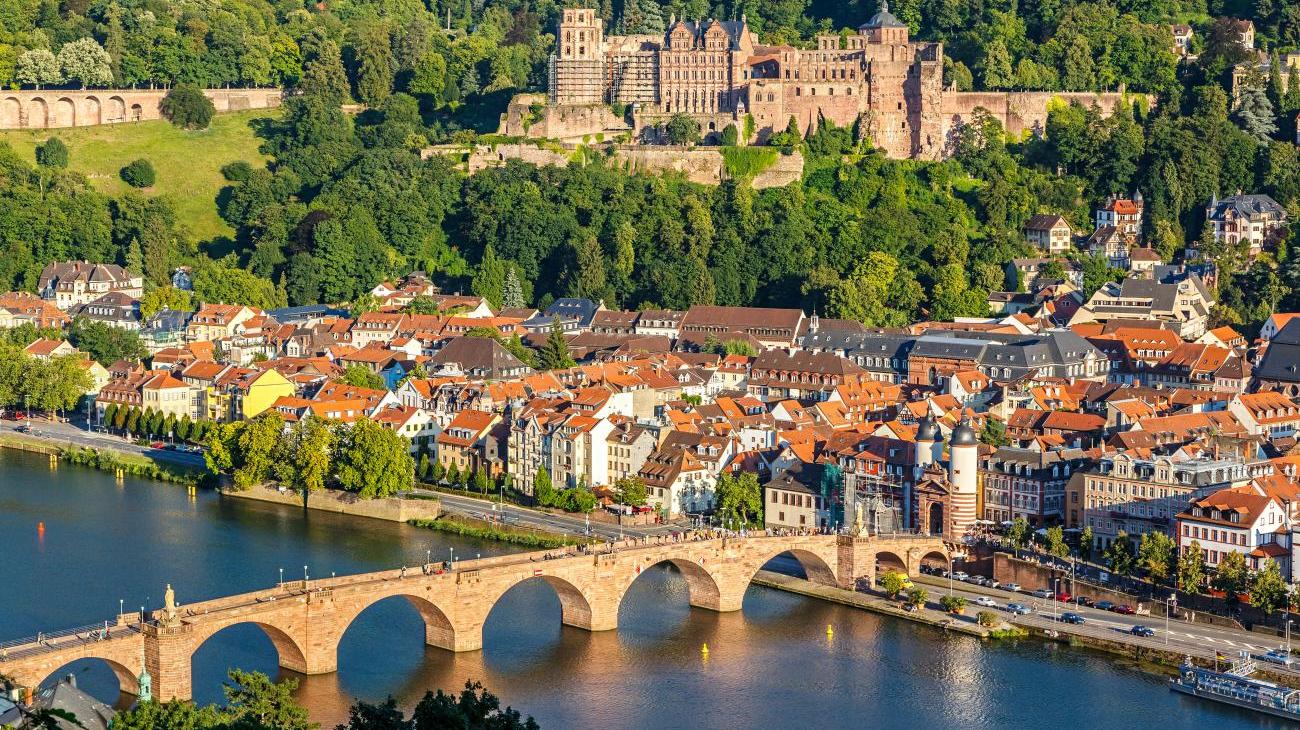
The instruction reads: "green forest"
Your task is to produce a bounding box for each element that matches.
[1,0,1300,332]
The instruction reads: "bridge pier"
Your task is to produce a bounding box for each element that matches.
[144,623,194,702]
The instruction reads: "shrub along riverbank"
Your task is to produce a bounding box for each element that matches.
[409,514,589,549]
[0,433,202,485]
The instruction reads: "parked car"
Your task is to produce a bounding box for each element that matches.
[986,579,1001,589]
[1112,604,1136,615]
[1007,603,1032,615]
[951,571,970,582]
[1060,612,1085,624]
[1056,591,1072,602]
[1076,596,1096,608]
[974,596,998,608]
[1259,649,1295,667]
[15,423,31,433]
[1003,583,1021,592]
[1032,588,1053,599]
[1130,626,1156,638]
[1095,600,1115,611]
[150,441,165,449]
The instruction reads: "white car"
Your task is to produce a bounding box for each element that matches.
[973,596,998,608]
[1031,588,1053,599]
[1003,583,1021,592]
[951,571,970,582]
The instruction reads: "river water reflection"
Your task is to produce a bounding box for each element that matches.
[0,451,1285,728]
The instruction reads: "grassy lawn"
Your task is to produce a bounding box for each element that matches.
[0,109,276,241]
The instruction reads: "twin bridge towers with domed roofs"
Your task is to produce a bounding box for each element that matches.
[0,534,949,702]
[540,3,1136,159]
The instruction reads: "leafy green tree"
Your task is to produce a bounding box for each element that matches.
[1045,526,1069,559]
[665,113,701,145]
[16,49,61,88]
[714,471,762,528]
[1104,533,1136,576]
[1178,540,1205,593]
[1138,530,1175,585]
[472,244,508,308]
[120,158,156,188]
[222,669,314,730]
[880,571,907,598]
[408,51,447,99]
[720,123,738,146]
[533,466,554,505]
[57,38,112,89]
[430,459,446,483]
[35,137,68,168]
[350,23,396,106]
[339,365,386,390]
[233,412,285,490]
[417,452,431,480]
[140,287,192,319]
[333,418,414,499]
[502,267,527,308]
[1007,517,1031,550]
[1212,550,1250,602]
[1251,559,1289,616]
[70,317,145,365]
[273,416,334,504]
[472,466,490,496]
[341,680,538,730]
[161,83,216,130]
[980,418,1010,447]
[446,462,462,488]
[614,476,647,507]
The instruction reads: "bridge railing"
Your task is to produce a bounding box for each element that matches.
[0,620,138,661]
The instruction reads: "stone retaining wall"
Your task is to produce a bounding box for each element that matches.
[222,484,440,523]
[0,88,282,129]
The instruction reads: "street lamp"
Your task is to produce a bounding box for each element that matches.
[1053,578,1060,620]
[278,567,283,587]
[303,565,308,583]
[426,549,431,568]
[1164,593,1177,646]
[449,547,455,566]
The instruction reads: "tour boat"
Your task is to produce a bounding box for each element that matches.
[1170,655,1300,721]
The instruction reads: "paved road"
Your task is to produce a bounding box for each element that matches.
[416,487,682,541]
[0,416,206,468]
[912,574,1300,677]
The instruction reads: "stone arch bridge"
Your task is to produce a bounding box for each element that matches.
[0,533,948,702]
[0,88,281,130]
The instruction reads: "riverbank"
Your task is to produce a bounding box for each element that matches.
[222,483,442,523]
[409,514,590,549]
[751,570,992,638]
[0,432,201,484]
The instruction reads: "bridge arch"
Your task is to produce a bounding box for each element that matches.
[751,547,838,587]
[487,573,600,633]
[35,656,138,700]
[620,556,725,613]
[875,550,908,575]
[919,549,950,571]
[190,619,309,676]
[339,591,459,655]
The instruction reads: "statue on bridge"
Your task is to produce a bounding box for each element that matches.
[163,584,179,626]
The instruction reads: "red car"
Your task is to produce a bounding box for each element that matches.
[1112,604,1136,615]
[150,441,165,449]
[1056,591,1072,602]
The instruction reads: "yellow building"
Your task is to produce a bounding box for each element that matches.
[234,368,296,420]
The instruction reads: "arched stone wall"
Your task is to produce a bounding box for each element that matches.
[0,97,20,127]
[53,97,75,127]
[84,96,101,125]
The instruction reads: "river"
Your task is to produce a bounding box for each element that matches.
[0,450,1287,729]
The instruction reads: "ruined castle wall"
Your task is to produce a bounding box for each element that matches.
[501,94,631,141]
[940,91,1139,151]
[455,142,803,189]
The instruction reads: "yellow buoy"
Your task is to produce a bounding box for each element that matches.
[826,624,834,637]
[701,643,709,656]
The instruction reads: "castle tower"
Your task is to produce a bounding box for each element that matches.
[551,8,607,105]
[946,416,979,540]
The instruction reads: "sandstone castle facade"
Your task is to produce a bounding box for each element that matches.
[540,3,1134,160]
